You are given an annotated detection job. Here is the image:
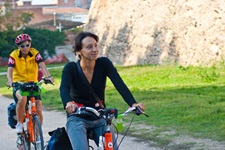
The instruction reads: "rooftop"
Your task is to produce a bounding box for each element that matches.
[43,7,88,15]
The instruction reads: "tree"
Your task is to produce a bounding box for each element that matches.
[0,30,20,57]
[24,28,66,59]
[0,2,66,59]
[0,1,34,57]
[0,2,33,31]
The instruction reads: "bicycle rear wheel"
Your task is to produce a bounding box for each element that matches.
[33,115,44,150]
[18,133,31,150]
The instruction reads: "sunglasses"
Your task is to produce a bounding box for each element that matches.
[20,44,30,48]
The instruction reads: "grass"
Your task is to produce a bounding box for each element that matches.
[1,63,225,143]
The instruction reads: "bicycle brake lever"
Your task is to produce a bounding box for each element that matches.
[42,78,54,85]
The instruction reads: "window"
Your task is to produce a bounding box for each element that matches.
[75,0,82,8]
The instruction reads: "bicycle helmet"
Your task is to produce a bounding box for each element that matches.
[15,34,32,45]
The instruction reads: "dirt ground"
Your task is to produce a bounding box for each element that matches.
[128,123,225,150]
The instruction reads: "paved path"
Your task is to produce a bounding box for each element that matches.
[0,95,68,150]
[0,66,64,76]
[0,95,151,150]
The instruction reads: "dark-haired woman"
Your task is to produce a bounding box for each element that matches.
[60,31,145,150]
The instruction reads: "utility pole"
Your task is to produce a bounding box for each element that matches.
[53,12,56,26]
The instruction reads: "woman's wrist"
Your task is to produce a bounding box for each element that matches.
[132,103,138,107]
[66,101,74,105]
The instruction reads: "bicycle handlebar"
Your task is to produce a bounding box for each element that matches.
[120,106,149,117]
[74,106,101,117]
[12,77,54,87]
[70,106,149,119]
[11,77,54,96]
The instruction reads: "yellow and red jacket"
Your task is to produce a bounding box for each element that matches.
[8,48,44,82]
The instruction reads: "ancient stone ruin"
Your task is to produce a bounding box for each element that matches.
[85,0,225,66]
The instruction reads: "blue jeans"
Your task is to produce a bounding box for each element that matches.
[66,116,119,150]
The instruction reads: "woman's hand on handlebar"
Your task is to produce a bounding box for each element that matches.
[132,103,149,117]
[66,101,77,114]
[132,103,145,111]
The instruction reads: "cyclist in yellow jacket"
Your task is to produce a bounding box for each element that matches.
[6,34,54,134]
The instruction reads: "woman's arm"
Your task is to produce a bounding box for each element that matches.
[59,63,74,109]
[103,58,136,106]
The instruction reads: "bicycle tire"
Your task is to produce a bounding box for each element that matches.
[18,133,31,150]
[33,115,44,150]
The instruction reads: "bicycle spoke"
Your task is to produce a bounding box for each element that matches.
[33,115,44,150]
[17,134,31,150]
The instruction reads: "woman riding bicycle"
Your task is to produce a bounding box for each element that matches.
[6,34,54,146]
[59,31,145,150]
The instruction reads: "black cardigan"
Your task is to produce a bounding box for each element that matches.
[59,57,137,109]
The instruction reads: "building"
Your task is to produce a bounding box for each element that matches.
[1,0,91,30]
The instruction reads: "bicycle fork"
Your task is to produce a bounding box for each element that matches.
[24,110,35,142]
[98,126,114,150]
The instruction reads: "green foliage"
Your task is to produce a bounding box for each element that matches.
[0,2,33,57]
[24,28,66,58]
[0,28,66,58]
[197,65,220,82]
[0,30,20,57]
[0,2,66,59]
[0,3,33,31]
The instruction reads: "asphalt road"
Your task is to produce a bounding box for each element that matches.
[0,95,151,150]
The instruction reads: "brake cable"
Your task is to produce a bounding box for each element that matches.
[115,113,136,150]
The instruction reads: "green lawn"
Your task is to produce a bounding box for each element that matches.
[1,63,225,143]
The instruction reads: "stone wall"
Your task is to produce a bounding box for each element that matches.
[84,0,225,66]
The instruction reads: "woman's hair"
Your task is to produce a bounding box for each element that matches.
[73,31,99,57]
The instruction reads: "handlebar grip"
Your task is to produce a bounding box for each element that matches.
[134,106,142,116]
[41,77,54,85]
[135,106,149,117]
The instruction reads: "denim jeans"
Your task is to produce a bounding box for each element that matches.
[66,115,119,150]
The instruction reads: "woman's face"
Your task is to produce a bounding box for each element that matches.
[18,41,31,55]
[79,36,98,61]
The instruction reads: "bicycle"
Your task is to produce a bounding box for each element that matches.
[11,78,53,150]
[70,106,149,150]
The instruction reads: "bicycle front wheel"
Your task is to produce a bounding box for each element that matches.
[33,115,44,150]
[18,133,31,150]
